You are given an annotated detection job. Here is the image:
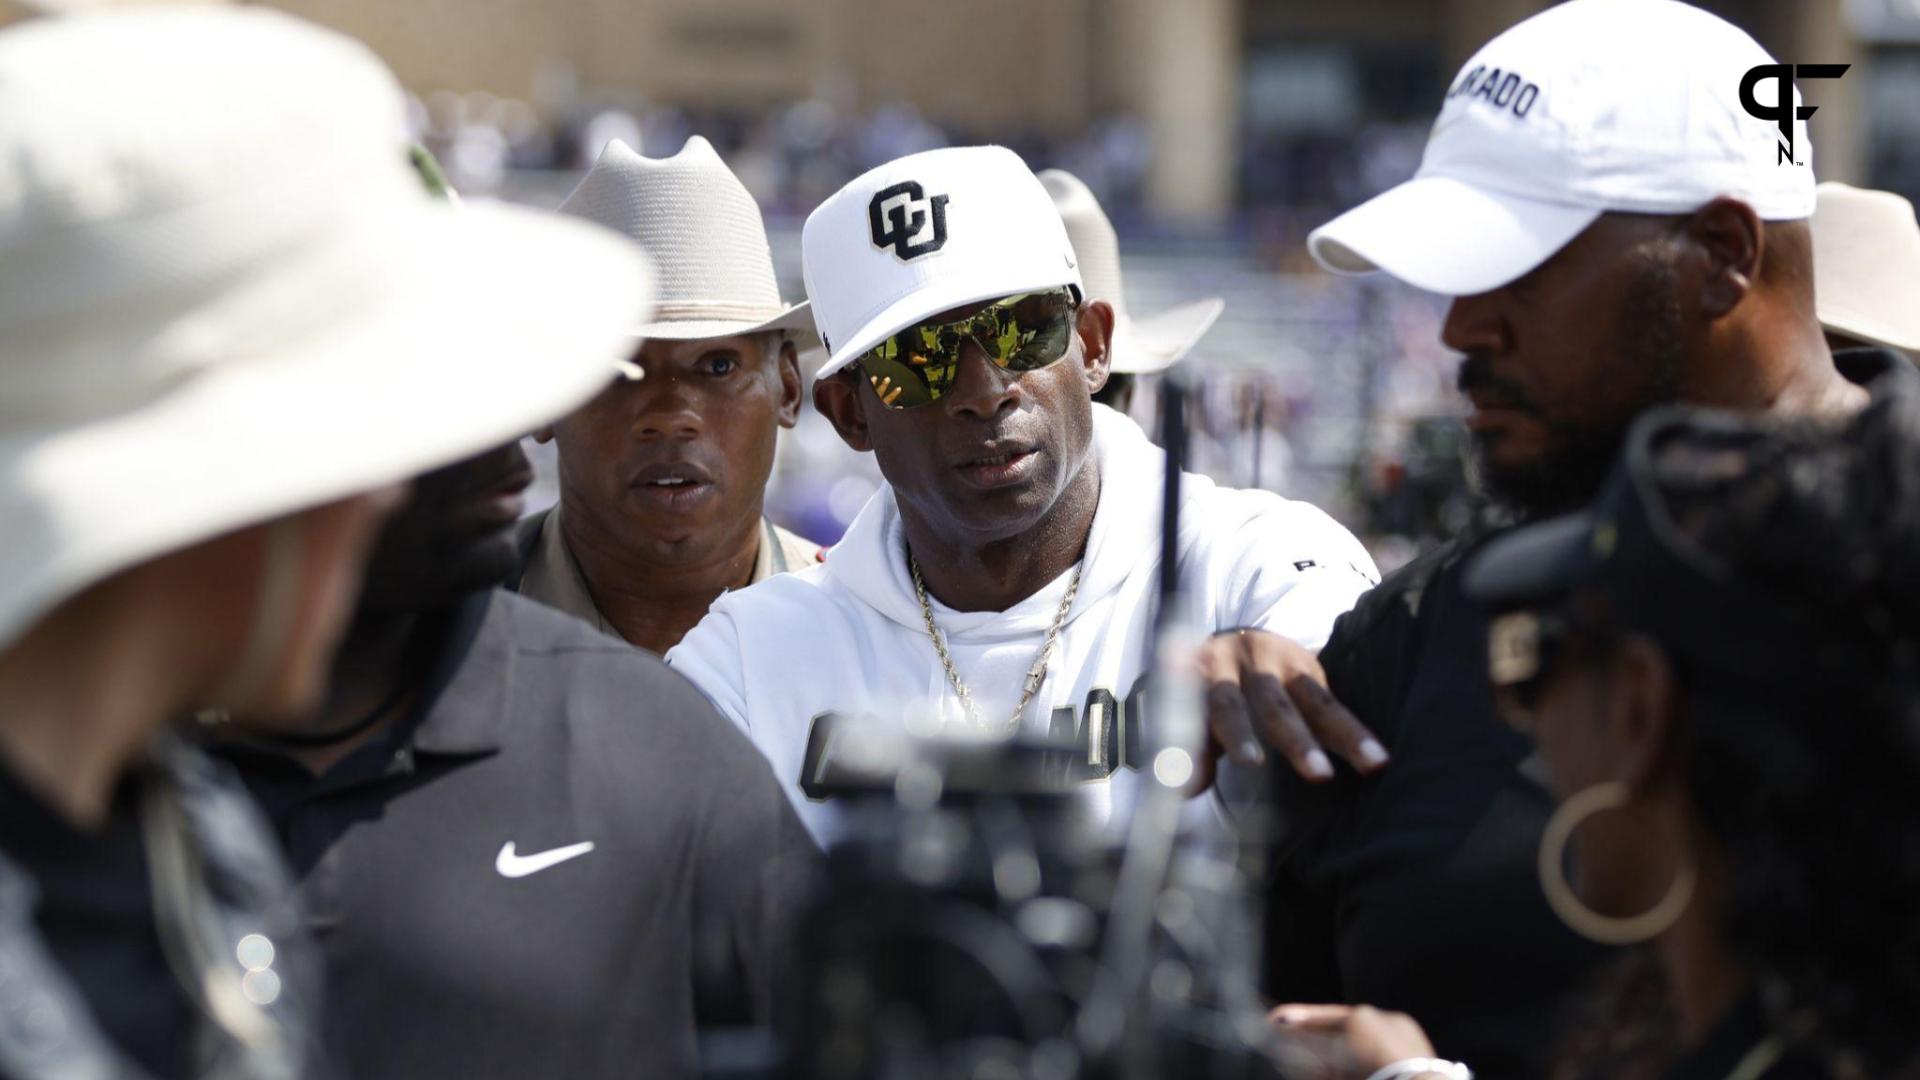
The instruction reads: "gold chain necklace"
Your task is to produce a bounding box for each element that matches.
[909,552,1083,734]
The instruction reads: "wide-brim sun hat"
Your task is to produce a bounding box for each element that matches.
[558,136,816,345]
[1039,168,1223,375]
[1307,0,1816,297]
[1812,182,1920,352]
[0,7,654,651]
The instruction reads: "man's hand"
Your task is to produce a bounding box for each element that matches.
[1194,628,1387,786]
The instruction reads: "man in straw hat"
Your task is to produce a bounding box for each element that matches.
[1039,168,1225,415]
[0,7,650,1077]
[1258,3,1914,1074]
[512,136,822,654]
[667,145,1383,845]
[1811,180,1920,358]
[206,155,815,1080]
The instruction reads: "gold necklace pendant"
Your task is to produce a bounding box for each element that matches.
[909,552,1083,735]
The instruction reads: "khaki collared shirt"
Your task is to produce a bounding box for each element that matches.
[512,504,820,641]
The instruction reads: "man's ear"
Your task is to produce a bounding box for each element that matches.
[1077,299,1115,395]
[775,340,804,429]
[1685,197,1764,319]
[1604,634,1684,793]
[813,372,873,453]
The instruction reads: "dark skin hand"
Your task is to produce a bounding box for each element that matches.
[814,296,1387,782]
[538,333,803,654]
[1269,1003,1441,1078]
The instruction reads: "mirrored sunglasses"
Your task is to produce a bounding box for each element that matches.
[855,288,1077,411]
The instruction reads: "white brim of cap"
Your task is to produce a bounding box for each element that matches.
[1308,175,1602,296]
[0,198,651,650]
[1111,297,1225,374]
[814,269,1082,380]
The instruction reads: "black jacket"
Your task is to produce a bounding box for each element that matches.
[0,735,322,1080]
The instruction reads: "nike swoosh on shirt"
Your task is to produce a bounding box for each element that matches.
[495,840,595,878]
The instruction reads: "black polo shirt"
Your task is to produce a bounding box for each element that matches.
[209,588,817,1080]
[1263,349,1917,1080]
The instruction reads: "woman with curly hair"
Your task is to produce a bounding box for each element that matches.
[1276,391,1920,1079]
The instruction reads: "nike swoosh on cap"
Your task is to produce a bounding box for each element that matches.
[495,840,596,878]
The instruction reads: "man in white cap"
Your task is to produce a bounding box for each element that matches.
[1255,3,1912,1076]
[1811,180,1920,357]
[0,7,651,1078]
[667,145,1384,845]
[1039,168,1225,416]
[512,137,822,654]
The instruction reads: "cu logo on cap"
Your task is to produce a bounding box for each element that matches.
[1740,63,1848,166]
[868,181,950,261]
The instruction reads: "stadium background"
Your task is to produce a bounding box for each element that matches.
[12,0,1913,570]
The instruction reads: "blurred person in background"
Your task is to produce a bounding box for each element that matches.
[669,146,1384,845]
[513,136,822,654]
[0,8,648,1078]
[204,149,813,1080]
[1810,181,1920,360]
[1280,392,1920,1079]
[1253,2,1904,1075]
[1038,168,1225,418]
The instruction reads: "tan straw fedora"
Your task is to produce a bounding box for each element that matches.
[1039,169,1224,375]
[1812,182,1920,353]
[0,7,653,650]
[558,137,816,345]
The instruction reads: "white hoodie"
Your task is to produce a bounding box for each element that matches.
[668,405,1379,843]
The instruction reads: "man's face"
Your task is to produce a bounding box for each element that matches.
[547,333,802,563]
[358,441,531,614]
[1444,214,1688,516]
[817,298,1113,546]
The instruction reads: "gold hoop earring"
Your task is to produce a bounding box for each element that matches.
[1538,780,1696,945]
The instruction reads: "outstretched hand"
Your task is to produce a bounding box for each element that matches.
[1190,628,1387,791]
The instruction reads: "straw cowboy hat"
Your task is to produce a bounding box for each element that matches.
[1039,169,1224,374]
[0,7,653,650]
[558,136,815,345]
[1812,181,1920,353]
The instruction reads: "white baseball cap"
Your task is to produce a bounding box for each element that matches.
[803,145,1083,379]
[1309,0,1818,297]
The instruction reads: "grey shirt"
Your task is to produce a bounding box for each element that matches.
[209,589,817,1080]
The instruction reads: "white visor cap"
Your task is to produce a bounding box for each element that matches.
[1309,0,1820,297]
[803,145,1083,379]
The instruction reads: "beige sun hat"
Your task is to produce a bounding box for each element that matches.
[1812,181,1920,353]
[558,136,816,345]
[1039,169,1224,374]
[0,6,653,651]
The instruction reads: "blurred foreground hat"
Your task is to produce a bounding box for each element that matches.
[1309,0,1818,296]
[558,136,814,345]
[803,145,1082,379]
[1812,181,1920,353]
[1039,169,1223,375]
[0,7,654,649]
